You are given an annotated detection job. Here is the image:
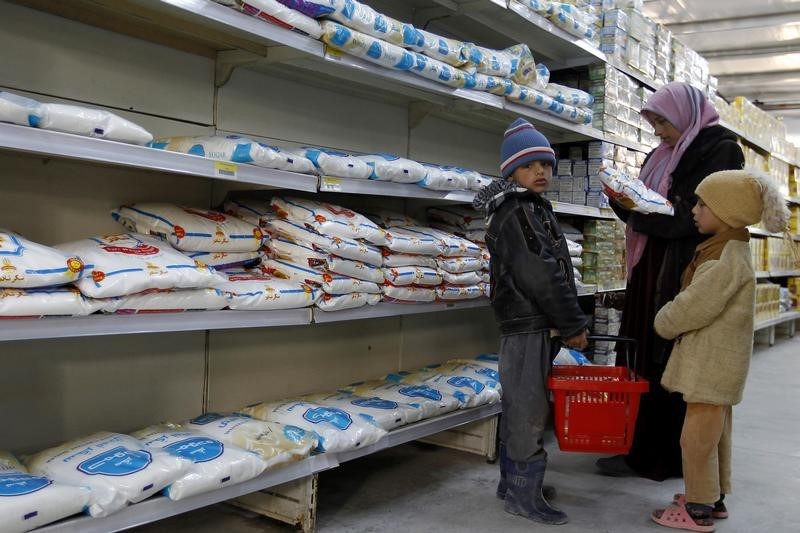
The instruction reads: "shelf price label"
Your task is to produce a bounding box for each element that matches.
[320,176,342,192]
[213,161,238,179]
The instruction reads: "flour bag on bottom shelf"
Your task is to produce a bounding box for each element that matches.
[24,432,190,518]
[384,362,501,408]
[132,425,267,500]
[183,414,316,468]
[302,391,417,431]
[340,380,459,419]
[239,399,387,453]
[0,451,91,533]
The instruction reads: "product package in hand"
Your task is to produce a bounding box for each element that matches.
[597,167,674,215]
[553,347,593,366]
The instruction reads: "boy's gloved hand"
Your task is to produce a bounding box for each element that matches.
[564,329,588,351]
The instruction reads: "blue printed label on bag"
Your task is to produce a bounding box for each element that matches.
[351,397,399,410]
[189,413,224,425]
[0,473,52,497]
[164,438,224,464]
[447,376,485,394]
[77,447,152,476]
[476,367,500,381]
[283,425,308,443]
[399,385,442,401]
[302,407,353,430]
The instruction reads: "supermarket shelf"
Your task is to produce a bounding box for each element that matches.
[0,309,313,342]
[603,132,651,154]
[756,271,772,279]
[788,197,800,206]
[0,123,319,192]
[754,311,800,331]
[37,403,501,533]
[319,176,476,203]
[550,201,617,219]
[598,280,627,292]
[748,227,780,238]
[769,270,800,278]
[312,299,490,324]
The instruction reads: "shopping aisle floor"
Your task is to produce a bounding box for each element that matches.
[135,336,800,532]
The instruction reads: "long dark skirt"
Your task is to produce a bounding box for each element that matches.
[616,238,686,481]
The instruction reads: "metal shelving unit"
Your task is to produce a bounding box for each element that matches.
[37,403,501,533]
[755,310,800,331]
[312,299,490,324]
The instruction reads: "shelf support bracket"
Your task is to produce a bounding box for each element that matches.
[409,101,436,129]
[216,46,308,88]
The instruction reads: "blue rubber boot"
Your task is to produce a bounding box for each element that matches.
[502,456,568,525]
[497,443,557,502]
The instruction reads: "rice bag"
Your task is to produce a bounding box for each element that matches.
[340,380,458,419]
[240,399,387,453]
[597,167,674,215]
[427,205,486,231]
[320,21,415,72]
[265,236,327,265]
[409,52,475,89]
[464,44,521,78]
[113,203,265,253]
[383,265,442,287]
[398,226,482,258]
[435,256,483,274]
[356,154,427,183]
[316,292,381,311]
[273,0,335,18]
[439,270,483,285]
[302,391,418,431]
[260,258,380,294]
[132,425,266,501]
[184,413,316,467]
[430,223,487,245]
[417,164,470,191]
[148,135,317,174]
[472,73,515,96]
[103,288,229,314]
[381,285,436,303]
[0,91,44,127]
[0,287,103,317]
[507,84,565,117]
[223,199,276,228]
[24,432,190,518]
[0,451,91,533]
[302,147,372,179]
[479,281,490,298]
[544,82,594,107]
[325,0,420,47]
[271,197,387,245]
[187,250,262,269]
[365,210,421,229]
[266,219,382,266]
[324,254,384,284]
[382,252,437,269]
[382,226,443,256]
[238,0,324,38]
[419,361,502,398]
[409,28,468,66]
[213,269,319,310]
[0,230,85,288]
[436,284,484,301]
[37,103,152,145]
[546,2,595,40]
[56,234,224,299]
[385,363,501,408]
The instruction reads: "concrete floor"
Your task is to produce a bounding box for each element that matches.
[134,335,800,532]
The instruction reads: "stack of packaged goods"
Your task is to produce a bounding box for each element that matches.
[654,23,672,86]
[755,283,781,322]
[515,1,598,43]
[767,237,800,272]
[554,150,590,207]
[671,37,710,93]
[259,196,386,312]
[591,298,623,365]
[589,64,644,146]
[581,220,626,286]
[789,204,799,235]
[780,287,794,313]
[768,157,791,198]
[788,277,800,310]
[732,96,789,155]
[558,222,586,289]
[750,238,768,273]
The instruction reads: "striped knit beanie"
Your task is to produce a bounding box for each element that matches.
[500,118,556,178]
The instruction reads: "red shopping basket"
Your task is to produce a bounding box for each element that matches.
[547,335,649,454]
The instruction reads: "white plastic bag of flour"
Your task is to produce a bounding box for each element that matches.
[271,197,386,245]
[183,413,316,467]
[132,425,267,501]
[149,135,317,174]
[365,210,421,229]
[472,72,515,96]
[0,229,85,288]
[316,292,381,312]
[187,250,263,269]
[266,219,383,266]
[544,82,593,107]
[409,28,468,66]
[0,451,91,533]
[381,285,437,303]
[382,226,443,256]
[0,91,44,127]
[435,256,483,274]
[324,254,384,284]
[240,399,387,453]
[302,391,414,431]
[436,284,483,301]
[427,206,486,231]
[38,103,152,145]
[24,432,190,518]
[57,234,224,298]
[113,203,265,253]
[223,199,276,228]
[356,154,427,183]
[103,288,229,314]
[238,0,324,38]
[420,362,502,400]
[326,0,419,47]
[383,265,442,287]
[302,146,373,180]
[213,269,319,310]
[260,258,380,295]
[440,270,483,285]
[265,236,327,265]
[382,252,437,269]
[597,167,675,215]
[408,52,475,89]
[0,287,104,317]
[464,44,520,78]
[320,21,415,73]
[341,380,459,419]
[396,226,481,258]
[417,164,470,191]
[385,364,500,408]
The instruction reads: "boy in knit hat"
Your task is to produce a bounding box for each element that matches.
[651,169,792,532]
[474,118,588,525]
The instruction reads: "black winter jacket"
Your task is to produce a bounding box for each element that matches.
[611,124,744,360]
[475,181,587,337]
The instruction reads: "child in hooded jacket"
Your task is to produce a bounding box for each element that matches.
[650,169,793,532]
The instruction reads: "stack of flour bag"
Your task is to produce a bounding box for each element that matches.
[210,0,594,124]
[0,198,492,318]
[0,353,498,531]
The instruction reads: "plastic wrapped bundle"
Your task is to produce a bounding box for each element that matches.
[473,73,514,96]
[564,103,593,125]
[440,270,483,285]
[409,52,475,89]
[381,285,437,303]
[237,0,323,38]
[382,252,438,269]
[436,284,484,301]
[316,292,381,311]
[0,287,104,317]
[508,84,565,116]
[409,28,468,66]
[464,44,529,78]
[320,21,415,72]
[325,0,420,47]
[265,218,383,266]
[0,230,85,288]
[382,226,443,256]
[272,0,335,18]
[427,205,485,231]
[544,83,594,107]
[187,250,263,269]
[270,196,387,245]
[0,91,44,127]
[302,391,418,431]
[303,146,373,179]
[435,256,483,274]
[417,164,470,191]
[224,199,276,228]
[39,103,152,145]
[471,174,498,191]
[149,135,316,174]
[213,269,320,310]
[340,379,459,418]
[260,258,380,294]
[366,210,421,229]
[546,3,595,40]
[397,226,482,258]
[357,154,427,183]
[598,167,674,215]
[383,265,443,287]
[102,288,229,314]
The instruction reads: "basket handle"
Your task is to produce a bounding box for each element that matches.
[585,334,638,381]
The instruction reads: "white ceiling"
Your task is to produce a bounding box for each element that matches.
[643,0,800,143]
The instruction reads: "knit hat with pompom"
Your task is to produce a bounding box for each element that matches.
[695,169,790,233]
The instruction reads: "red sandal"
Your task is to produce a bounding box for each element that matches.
[652,503,715,532]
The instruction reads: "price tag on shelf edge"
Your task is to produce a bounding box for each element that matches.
[213,161,238,179]
[320,176,342,192]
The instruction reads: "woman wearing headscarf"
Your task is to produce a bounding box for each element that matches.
[596,82,745,481]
